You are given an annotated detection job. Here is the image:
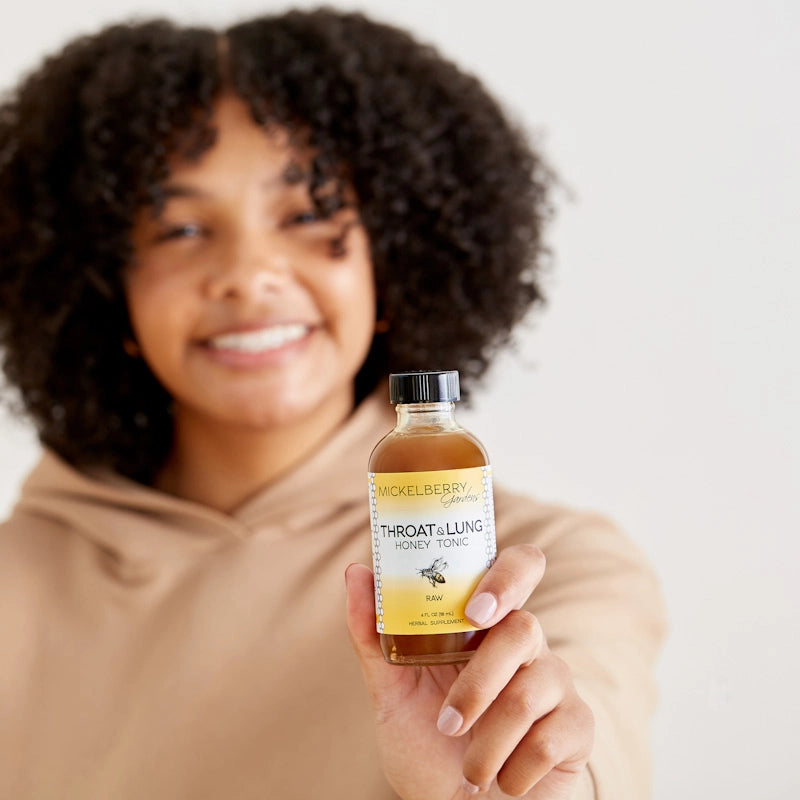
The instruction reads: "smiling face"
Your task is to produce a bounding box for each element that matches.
[125,95,376,450]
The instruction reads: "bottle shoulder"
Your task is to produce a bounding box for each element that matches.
[368,428,489,472]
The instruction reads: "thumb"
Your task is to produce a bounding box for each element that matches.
[344,563,403,698]
[344,562,383,663]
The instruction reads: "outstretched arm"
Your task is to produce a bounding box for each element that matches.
[346,495,666,799]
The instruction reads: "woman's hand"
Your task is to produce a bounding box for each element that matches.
[345,544,594,799]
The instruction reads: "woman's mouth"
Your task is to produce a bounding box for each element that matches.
[206,324,311,354]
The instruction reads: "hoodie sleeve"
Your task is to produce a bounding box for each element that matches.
[494,489,668,800]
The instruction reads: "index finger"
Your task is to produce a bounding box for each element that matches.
[464,543,546,628]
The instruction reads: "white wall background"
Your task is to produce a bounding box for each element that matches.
[1,2,797,798]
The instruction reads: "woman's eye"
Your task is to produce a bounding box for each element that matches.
[286,210,320,226]
[156,222,205,242]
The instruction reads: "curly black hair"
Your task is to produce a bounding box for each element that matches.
[0,8,553,484]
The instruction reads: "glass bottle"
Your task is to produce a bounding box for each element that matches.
[368,370,496,665]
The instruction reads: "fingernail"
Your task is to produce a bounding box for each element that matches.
[436,705,463,736]
[465,592,497,626]
[462,777,481,795]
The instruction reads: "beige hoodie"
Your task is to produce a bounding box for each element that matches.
[0,392,666,799]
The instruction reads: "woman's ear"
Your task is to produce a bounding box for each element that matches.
[374,298,391,334]
[123,337,141,358]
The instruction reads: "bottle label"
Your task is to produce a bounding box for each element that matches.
[368,466,496,635]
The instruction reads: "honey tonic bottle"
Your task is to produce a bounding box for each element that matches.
[368,370,497,665]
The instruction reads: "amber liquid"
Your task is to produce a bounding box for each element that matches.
[369,422,492,665]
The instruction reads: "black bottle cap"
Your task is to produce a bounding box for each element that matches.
[389,371,460,404]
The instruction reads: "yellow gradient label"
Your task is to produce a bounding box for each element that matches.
[368,466,496,635]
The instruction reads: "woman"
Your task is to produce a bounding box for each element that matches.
[0,9,665,798]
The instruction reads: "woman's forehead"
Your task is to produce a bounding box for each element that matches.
[162,98,311,183]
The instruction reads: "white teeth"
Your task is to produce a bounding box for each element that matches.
[208,324,309,353]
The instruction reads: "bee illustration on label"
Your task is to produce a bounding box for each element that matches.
[418,557,448,587]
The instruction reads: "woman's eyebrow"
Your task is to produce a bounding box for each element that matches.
[161,169,303,201]
[283,161,307,184]
[162,184,205,199]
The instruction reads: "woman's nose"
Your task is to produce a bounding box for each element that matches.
[204,231,291,301]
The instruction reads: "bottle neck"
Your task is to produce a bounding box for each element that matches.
[394,401,461,432]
